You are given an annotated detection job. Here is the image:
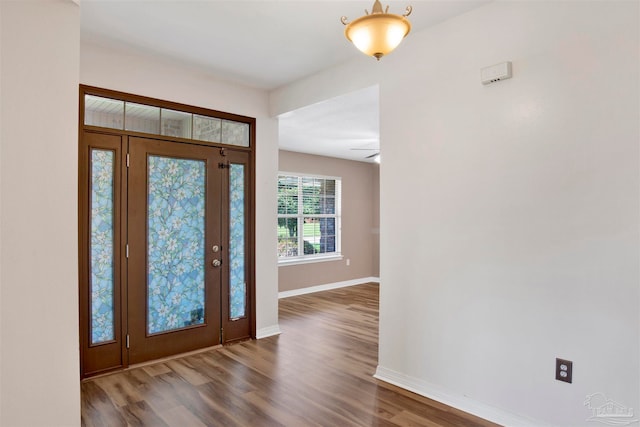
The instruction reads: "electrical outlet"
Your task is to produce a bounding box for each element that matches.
[556,358,573,383]
[346,258,350,266]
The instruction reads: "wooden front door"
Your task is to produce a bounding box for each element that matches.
[80,130,252,378]
[127,137,223,363]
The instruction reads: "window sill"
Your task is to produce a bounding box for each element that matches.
[278,254,343,267]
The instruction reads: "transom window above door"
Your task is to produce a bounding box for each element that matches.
[277,173,342,265]
[84,94,251,147]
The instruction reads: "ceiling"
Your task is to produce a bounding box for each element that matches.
[81,0,489,162]
[279,85,381,162]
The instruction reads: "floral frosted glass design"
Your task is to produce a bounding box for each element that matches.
[147,156,206,334]
[229,164,246,319]
[90,149,115,344]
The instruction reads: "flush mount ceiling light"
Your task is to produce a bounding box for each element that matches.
[341,0,412,61]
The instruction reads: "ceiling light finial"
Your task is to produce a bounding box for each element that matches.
[341,1,412,61]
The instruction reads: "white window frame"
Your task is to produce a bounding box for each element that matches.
[277,172,342,266]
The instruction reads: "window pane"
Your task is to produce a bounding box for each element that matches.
[277,175,298,215]
[90,149,115,344]
[161,108,192,139]
[302,177,321,214]
[125,102,160,134]
[319,195,335,214]
[318,218,336,253]
[84,95,124,130]
[229,164,246,320]
[324,179,336,195]
[303,218,320,255]
[221,120,250,147]
[193,115,222,143]
[147,156,205,334]
[303,217,336,254]
[277,218,298,257]
[320,179,336,214]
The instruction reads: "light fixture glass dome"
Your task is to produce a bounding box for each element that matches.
[342,1,412,60]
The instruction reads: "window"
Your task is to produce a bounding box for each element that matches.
[277,174,341,264]
[84,94,250,147]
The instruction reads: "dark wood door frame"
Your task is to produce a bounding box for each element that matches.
[78,85,256,378]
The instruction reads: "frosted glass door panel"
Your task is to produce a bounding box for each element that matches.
[90,149,115,344]
[229,164,246,320]
[147,155,206,334]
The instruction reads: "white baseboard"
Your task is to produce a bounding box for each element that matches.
[374,366,545,427]
[256,324,282,339]
[278,277,380,299]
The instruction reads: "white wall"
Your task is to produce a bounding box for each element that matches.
[272,1,639,425]
[80,41,280,337]
[0,2,4,423]
[270,56,381,117]
[0,1,81,426]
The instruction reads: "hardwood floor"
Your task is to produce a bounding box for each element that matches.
[81,283,499,427]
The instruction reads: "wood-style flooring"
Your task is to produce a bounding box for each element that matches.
[81,283,499,427]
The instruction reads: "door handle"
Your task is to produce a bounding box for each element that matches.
[212,259,222,267]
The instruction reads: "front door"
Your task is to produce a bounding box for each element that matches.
[80,129,252,378]
[127,137,223,363]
